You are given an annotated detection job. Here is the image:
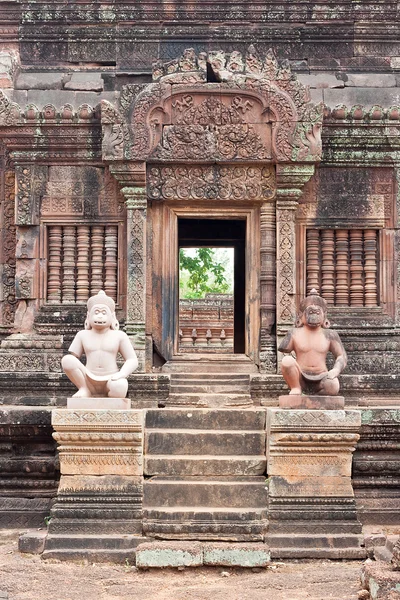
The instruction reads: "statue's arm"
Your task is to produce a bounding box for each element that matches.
[326,331,347,379]
[278,330,295,354]
[111,333,138,380]
[68,332,83,359]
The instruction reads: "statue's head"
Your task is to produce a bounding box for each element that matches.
[296,288,330,329]
[85,290,119,331]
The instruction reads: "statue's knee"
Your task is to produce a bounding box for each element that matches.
[324,377,340,395]
[281,355,296,370]
[62,354,79,371]
[108,378,128,398]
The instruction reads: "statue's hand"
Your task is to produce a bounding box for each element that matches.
[327,368,340,380]
[110,372,124,381]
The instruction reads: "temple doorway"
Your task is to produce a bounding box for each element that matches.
[178,218,246,354]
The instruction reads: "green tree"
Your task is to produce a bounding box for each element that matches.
[179,248,232,299]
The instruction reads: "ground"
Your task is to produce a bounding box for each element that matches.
[0,531,366,600]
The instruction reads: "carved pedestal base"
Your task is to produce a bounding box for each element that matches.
[35,409,145,562]
[66,397,131,410]
[265,408,366,559]
[278,395,345,410]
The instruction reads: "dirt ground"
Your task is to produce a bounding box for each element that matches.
[0,531,365,600]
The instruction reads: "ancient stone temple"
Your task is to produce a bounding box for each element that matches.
[0,1,399,561]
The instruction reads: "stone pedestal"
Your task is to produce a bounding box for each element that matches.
[41,408,146,562]
[265,406,366,558]
[278,395,344,410]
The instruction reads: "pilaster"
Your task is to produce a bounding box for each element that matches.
[275,164,315,348]
[120,186,147,373]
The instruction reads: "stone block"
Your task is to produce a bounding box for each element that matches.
[361,561,400,599]
[52,409,143,475]
[18,530,47,554]
[203,543,270,567]
[66,397,131,410]
[136,541,203,568]
[64,72,104,91]
[323,87,400,110]
[344,73,397,88]
[15,72,67,90]
[278,395,344,410]
[298,73,344,89]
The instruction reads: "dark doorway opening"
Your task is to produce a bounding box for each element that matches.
[178,218,246,354]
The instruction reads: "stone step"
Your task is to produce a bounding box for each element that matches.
[163,358,258,374]
[45,534,146,551]
[145,408,266,430]
[145,430,265,456]
[170,384,250,394]
[269,547,367,560]
[167,393,252,407]
[170,374,250,381]
[42,548,138,563]
[143,477,268,508]
[266,533,366,550]
[143,508,268,541]
[144,455,266,476]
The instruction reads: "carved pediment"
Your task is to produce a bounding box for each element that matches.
[102,47,324,165]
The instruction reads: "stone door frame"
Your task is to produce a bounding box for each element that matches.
[150,201,261,365]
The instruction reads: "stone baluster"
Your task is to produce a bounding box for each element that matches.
[260,202,277,373]
[76,225,90,304]
[62,226,76,303]
[335,229,350,306]
[90,226,105,295]
[306,228,320,295]
[321,229,335,305]
[350,229,364,306]
[121,186,147,371]
[364,229,378,306]
[47,226,62,303]
[104,225,118,302]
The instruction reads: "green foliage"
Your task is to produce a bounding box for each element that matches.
[179,247,233,299]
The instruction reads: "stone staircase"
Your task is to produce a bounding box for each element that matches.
[167,373,252,407]
[143,408,268,541]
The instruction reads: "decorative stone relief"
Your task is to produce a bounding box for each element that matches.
[107,48,323,164]
[1,169,17,327]
[16,164,48,225]
[52,408,144,476]
[147,165,275,202]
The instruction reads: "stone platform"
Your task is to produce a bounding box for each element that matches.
[265,404,366,559]
[278,395,345,410]
[39,407,146,561]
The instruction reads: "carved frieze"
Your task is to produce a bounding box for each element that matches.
[299,167,394,227]
[41,166,124,218]
[147,164,275,202]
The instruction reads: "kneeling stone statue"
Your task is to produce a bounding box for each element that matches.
[62,290,138,398]
[279,289,347,396]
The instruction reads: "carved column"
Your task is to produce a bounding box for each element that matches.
[121,186,147,372]
[306,229,320,295]
[260,202,276,373]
